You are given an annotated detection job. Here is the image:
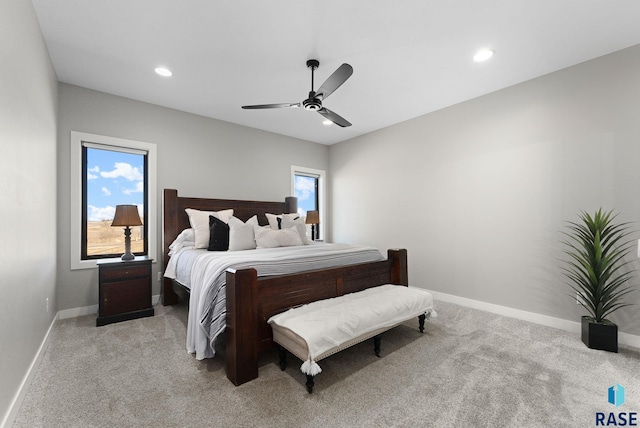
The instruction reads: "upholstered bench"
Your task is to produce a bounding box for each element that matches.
[267,284,436,393]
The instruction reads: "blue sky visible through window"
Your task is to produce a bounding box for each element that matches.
[294,174,317,216]
[86,147,144,221]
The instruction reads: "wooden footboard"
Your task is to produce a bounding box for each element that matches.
[225,248,408,386]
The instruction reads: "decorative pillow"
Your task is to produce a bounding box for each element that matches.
[253,225,303,249]
[185,208,233,248]
[281,215,310,245]
[228,215,259,251]
[266,213,300,230]
[208,215,230,251]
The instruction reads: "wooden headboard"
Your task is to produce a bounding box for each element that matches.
[162,188,295,304]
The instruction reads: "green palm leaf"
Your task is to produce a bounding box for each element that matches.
[561,208,637,324]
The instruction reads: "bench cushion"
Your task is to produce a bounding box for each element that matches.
[268,284,436,375]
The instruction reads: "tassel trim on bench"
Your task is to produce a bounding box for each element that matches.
[301,358,322,376]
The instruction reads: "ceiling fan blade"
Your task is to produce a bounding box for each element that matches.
[315,63,353,100]
[318,107,352,127]
[242,103,300,109]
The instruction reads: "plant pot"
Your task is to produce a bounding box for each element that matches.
[581,316,618,353]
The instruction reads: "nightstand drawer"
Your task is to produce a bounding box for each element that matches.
[101,265,149,282]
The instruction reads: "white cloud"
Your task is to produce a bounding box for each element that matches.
[101,162,143,181]
[87,166,100,180]
[87,205,144,222]
[122,181,143,195]
[87,205,116,222]
[101,187,111,196]
[295,176,316,201]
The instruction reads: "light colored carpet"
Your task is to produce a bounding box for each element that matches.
[12,299,640,427]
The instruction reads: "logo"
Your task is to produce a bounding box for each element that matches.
[610,384,626,408]
[596,384,637,426]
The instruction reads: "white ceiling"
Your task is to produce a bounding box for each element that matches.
[32,0,640,145]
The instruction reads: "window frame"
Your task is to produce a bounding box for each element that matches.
[81,144,148,260]
[291,165,326,240]
[71,131,157,270]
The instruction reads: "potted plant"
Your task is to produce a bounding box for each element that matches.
[561,208,636,352]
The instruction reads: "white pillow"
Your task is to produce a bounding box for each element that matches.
[185,208,234,249]
[254,225,303,249]
[228,215,259,251]
[169,228,195,249]
[281,215,310,245]
[265,213,300,230]
[168,228,195,255]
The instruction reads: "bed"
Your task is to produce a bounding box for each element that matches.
[162,188,408,386]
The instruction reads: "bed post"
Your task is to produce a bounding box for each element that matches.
[162,189,179,305]
[388,249,408,286]
[225,267,259,386]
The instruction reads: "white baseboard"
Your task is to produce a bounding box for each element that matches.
[57,304,98,320]
[1,315,57,428]
[425,289,640,349]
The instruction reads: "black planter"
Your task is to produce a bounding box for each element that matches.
[581,316,618,353]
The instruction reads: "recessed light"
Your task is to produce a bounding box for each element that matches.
[155,67,172,77]
[473,49,494,62]
[322,120,333,126]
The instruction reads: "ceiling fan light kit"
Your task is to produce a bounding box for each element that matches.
[242,59,353,127]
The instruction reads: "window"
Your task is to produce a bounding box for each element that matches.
[291,165,325,240]
[71,132,157,270]
[82,144,147,259]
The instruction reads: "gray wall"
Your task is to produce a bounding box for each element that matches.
[0,0,58,423]
[57,83,329,310]
[330,44,640,336]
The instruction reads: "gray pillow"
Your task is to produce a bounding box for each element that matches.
[228,215,258,251]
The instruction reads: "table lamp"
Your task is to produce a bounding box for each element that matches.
[305,210,320,240]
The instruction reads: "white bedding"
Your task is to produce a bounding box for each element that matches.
[165,246,200,288]
[165,243,385,360]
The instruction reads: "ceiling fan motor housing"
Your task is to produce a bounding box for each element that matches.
[303,92,322,111]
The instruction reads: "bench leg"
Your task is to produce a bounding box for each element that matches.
[419,314,426,333]
[306,375,315,393]
[373,335,382,357]
[277,345,287,371]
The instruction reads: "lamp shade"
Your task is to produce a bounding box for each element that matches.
[305,210,320,224]
[111,205,142,227]
[285,196,298,214]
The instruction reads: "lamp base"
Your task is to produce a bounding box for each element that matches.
[121,226,135,260]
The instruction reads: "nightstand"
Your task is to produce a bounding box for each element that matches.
[96,256,154,326]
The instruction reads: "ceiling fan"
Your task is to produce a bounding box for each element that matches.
[242,59,353,127]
